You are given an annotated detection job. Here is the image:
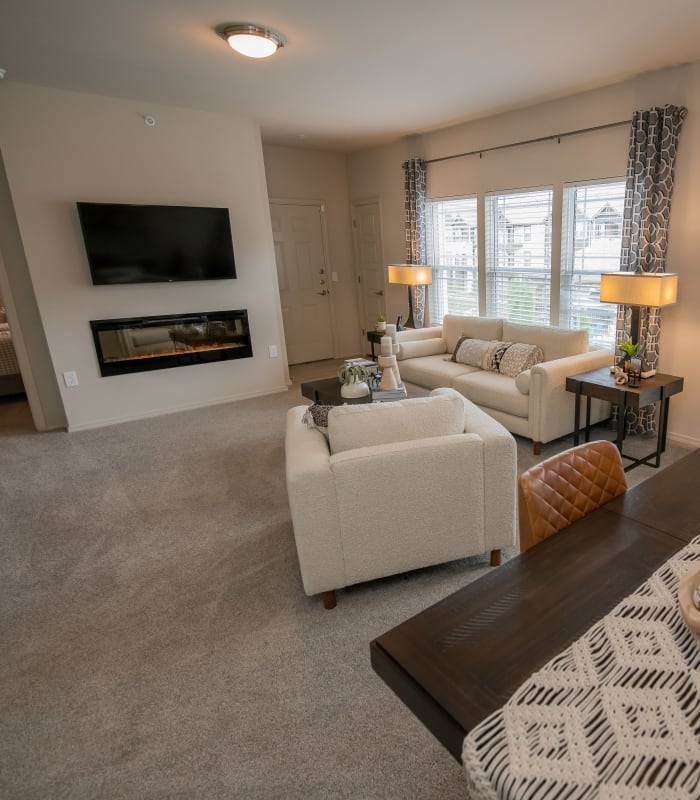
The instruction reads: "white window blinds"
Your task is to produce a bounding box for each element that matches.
[426,196,478,322]
[485,188,553,326]
[561,180,625,349]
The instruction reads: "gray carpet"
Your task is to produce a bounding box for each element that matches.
[0,382,693,799]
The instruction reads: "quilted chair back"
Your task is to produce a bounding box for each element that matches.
[518,440,627,552]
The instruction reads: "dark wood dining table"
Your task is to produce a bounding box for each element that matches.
[370,447,700,762]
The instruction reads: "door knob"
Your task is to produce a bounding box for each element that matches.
[316,289,329,295]
[374,290,384,296]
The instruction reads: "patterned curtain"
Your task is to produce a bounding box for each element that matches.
[402,158,427,327]
[616,104,686,435]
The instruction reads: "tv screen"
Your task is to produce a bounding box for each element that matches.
[77,202,237,285]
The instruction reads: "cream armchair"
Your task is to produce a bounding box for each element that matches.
[285,388,517,608]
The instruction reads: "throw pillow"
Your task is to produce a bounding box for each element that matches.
[452,336,494,367]
[482,340,513,372]
[498,342,544,378]
[302,403,333,439]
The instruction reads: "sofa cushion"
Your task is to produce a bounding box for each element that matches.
[502,322,587,362]
[452,371,529,418]
[328,392,465,455]
[399,354,479,389]
[442,315,503,354]
[498,343,544,377]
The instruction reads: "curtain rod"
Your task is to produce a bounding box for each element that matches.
[424,119,632,165]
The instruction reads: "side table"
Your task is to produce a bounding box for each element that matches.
[565,367,684,470]
[366,330,383,359]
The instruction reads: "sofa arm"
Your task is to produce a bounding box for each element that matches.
[397,337,447,361]
[396,326,443,343]
[431,388,517,551]
[528,349,614,446]
[285,407,346,596]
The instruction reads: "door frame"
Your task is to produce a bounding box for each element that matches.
[269,197,338,366]
[351,197,386,344]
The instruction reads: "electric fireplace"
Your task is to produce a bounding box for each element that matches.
[90,310,253,377]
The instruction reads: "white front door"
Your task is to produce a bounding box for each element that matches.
[352,201,386,334]
[270,202,334,365]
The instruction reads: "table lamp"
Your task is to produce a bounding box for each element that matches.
[599,271,678,377]
[387,264,433,330]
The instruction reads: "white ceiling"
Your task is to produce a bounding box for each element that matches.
[2,0,700,153]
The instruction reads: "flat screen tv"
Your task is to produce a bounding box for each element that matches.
[77,202,237,285]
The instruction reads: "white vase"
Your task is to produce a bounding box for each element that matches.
[340,380,370,398]
[375,322,386,333]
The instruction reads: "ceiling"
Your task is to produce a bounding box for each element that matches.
[2,0,700,153]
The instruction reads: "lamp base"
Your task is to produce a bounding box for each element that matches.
[641,368,657,379]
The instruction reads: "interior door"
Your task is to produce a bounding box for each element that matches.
[270,202,334,365]
[352,201,386,334]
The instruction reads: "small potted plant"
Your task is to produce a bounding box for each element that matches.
[618,337,640,373]
[338,362,370,398]
[375,315,387,333]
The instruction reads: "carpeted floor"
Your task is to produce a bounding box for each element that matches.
[0,371,693,799]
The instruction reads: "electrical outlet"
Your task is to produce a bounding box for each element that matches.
[63,371,79,387]
[268,345,278,358]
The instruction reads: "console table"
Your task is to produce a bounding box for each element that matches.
[566,367,683,470]
[370,447,700,763]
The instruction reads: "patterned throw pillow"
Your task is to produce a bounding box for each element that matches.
[302,403,333,439]
[482,340,513,372]
[498,342,545,378]
[452,337,495,367]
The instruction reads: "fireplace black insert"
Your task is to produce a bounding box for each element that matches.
[90,310,253,377]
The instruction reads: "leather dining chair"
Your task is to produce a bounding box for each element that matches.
[518,439,627,552]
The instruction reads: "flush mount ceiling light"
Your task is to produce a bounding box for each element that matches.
[219,24,285,58]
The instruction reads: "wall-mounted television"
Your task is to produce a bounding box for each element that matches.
[77,202,237,285]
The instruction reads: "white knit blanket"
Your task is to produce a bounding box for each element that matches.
[463,536,700,800]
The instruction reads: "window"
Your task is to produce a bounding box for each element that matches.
[426,196,478,322]
[485,188,553,326]
[561,180,625,349]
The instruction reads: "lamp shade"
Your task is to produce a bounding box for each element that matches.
[599,272,678,307]
[387,264,433,286]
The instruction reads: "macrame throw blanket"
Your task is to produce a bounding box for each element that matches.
[463,537,700,799]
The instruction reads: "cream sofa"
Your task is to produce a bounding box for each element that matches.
[396,315,612,453]
[285,388,517,608]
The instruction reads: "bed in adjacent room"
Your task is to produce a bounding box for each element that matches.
[0,322,25,396]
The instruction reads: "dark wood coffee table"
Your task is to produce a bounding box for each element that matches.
[301,375,407,406]
[370,447,700,762]
[301,376,371,405]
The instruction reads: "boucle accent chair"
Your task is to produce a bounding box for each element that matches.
[285,388,517,609]
[518,439,627,552]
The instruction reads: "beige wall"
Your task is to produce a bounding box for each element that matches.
[0,83,287,431]
[262,144,361,356]
[348,63,700,446]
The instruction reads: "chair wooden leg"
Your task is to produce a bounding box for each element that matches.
[321,590,337,610]
[533,441,541,455]
[490,549,502,567]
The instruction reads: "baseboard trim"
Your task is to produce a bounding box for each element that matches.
[66,384,290,432]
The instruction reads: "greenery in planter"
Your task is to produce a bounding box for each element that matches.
[376,314,386,323]
[338,363,369,385]
[618,337,640,358]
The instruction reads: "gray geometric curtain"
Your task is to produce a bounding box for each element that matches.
[403,157,427,327]
[616,104,686,435]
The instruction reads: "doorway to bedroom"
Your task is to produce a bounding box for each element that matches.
[0,295,31,434]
